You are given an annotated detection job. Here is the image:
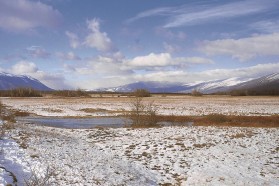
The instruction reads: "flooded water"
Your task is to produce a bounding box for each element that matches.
[18,117,131,129]
[17,116,193,129]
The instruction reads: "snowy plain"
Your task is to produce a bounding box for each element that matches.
[1,96,279,117]
[1,124,278,185]
[0,96,279,185]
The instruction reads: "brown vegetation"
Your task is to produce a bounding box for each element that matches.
[132,89,151,97]
[128,97,159,128]
[0,88,42,97]
[52,89,91,97]
[157,114,279,128]
[191,90,203,97]
[13,110,31,117]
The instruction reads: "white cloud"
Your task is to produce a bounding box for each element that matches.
[0,0,62,33]
[89,62,279,89]
[126,53,214,68]
[125,7,174,24]
[200,33,279,61]
[190,62,279,81]
[9,61,71,89]
[164,0,274,28]
[26,46,51,58]
[132,62,279,83]
[128,53,172,67]
[175,57,215,65]
[65,31,80,49]
[56,52,81,61]
[83,19,113,52]
[67,54,131,76]
[11,61,38,74]
[126,0,278,28]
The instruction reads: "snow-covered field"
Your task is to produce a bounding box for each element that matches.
[1,96,279,117]
[1,124,278,185]
[0,96,279,185]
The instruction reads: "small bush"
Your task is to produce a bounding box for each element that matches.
[128,97,159,128]
[191,90,203,97]
[133,89,151,97]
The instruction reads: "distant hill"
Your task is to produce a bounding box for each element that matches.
[229,73,279,95]
[100,81,188,93]
[98,73,279,95]
[0,72,52,91]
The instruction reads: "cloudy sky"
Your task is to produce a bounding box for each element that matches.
[0,0,279,90]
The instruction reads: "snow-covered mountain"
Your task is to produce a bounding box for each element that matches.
[103,81,188,93]
[98,73,279,94]
[0,72,52,91]
[182,77,253,94]
[233,73,279,89]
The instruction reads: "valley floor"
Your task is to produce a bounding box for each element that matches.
[0,96,279,185]
[1,124,279,185]
[1,96,279,117]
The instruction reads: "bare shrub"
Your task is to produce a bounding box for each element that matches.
[144,101,158,126]
[133,89,151,97]
[128,97,159,128]
[129,97,145,126]
[191,90,203,97]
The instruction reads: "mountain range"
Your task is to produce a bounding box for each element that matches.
[99,73,279,94]
[0,72,52,91]
[0,71,278,94]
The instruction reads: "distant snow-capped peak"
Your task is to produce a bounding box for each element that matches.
[0,71,52,91]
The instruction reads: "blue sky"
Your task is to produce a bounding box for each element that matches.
[0,0,279,89]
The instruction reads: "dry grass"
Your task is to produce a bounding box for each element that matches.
[13,110,31,117]
[79,108,108,113]
[157,114,279,128]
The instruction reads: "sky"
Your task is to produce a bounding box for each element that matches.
[0,0,279,90]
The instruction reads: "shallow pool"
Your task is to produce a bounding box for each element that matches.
[17,116,193,129]
[17,117,131,129]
